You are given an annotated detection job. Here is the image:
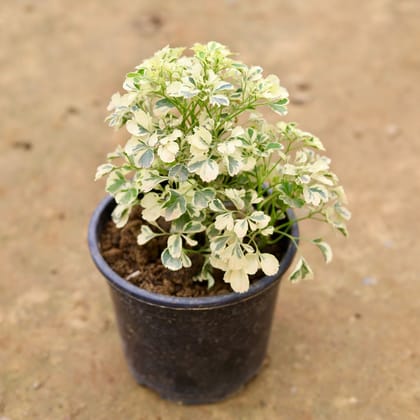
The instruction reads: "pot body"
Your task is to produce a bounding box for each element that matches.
[88,196,298,404]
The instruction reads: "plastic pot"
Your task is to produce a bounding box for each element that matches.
[88,196,298,404]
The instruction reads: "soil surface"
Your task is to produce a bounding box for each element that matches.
[99,205,287,297]
[1,1,420,419]
[100,206,233,297]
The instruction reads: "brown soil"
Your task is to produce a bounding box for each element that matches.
[99,206,285,297]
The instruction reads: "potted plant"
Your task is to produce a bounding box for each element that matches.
[88,42,350,404]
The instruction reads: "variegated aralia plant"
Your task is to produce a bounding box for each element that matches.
[96,42,350,293]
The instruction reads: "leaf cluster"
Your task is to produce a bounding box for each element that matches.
[96,42,350,292]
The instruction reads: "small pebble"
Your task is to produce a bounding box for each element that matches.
[386,124,400,138]
[291,93,311,105]
[295,80,311,91]
[66,105,79,115]
[12,140,32,151]
[353,128,364,139]
[126,270,140,281]
[32,381,42,390]
[291,75,311,91]
[383,239,394,248]
[149,14,163,28]
[362,276,378,286]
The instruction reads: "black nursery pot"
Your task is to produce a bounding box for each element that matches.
[88,196,299,405]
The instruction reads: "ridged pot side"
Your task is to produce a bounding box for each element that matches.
[88,196,299,404]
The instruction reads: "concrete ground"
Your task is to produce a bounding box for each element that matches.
[1,0,419,419]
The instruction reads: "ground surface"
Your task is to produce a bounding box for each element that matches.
[1,1,420,419]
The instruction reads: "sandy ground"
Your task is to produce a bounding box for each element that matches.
[1,0,420,419]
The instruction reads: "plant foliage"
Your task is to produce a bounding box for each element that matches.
[96,42,350,293]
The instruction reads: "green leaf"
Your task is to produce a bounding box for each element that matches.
[136,149,154,168]
[289,257,313,282]
[95,163,114,181]
[214,82,234,91]
[334,203,352,220]
[161,248,182,271]
[227,156,240,176]
[303,184,329,206]
[111,204,130,228]
[115,188,138,205]
[193,188,215,209]
[209,199,227,213]
[168,164,189,182]
[141,171,166,192]
[190,159,219,182]
[155,98,175,109]
[163,190,187,221]
[312,239,333,263]
[210,94,229,107]
[181,252,192,268]
[167,234,182,259]
[210,235,229,252]
[266,143,282,151]
[106,171,126,194]
[137,225,157,245]
[303,136,325,151]
[234,219,248,238]
[183,235,198,247]
[274,97,288,105]
[184,221,206,233]
[269,98,289,115]
[335,223,349,237]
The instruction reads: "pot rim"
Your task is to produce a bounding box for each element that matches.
[88,195,299,309]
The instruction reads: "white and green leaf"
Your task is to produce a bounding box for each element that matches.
[106,171,126,194]
[137,225,157,245]
[289,257,314,282]
[193,188,215,209]
[167,234,182,259]
[135,148,155,168]
[259,253,279,276]
[95,163,114,181]
[312,239,333,263]
[161,248,182,271]
[111,204,130,228]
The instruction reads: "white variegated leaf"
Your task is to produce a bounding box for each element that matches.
[215,213,234,231]
[259,253,279,276]
[334,203,352,220]
[167,234,182,259]
[137,225,157,245]
[210,94,229,107]
[223,269,249,293]
[198,159,219,182]
[183,236,198,247]
[135,148,154,168]
[303,184,329,206]
[181,252,192,268]
[111,204,130,228]
[106,171,126,194]
[289,257,314,282]
[115,188,138,205]
[234,219,248,238]
[95,163,114,181]
[244,253,259,275]
[161,248,182,271]
[312,239,333,263]
[158,141,179,163]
